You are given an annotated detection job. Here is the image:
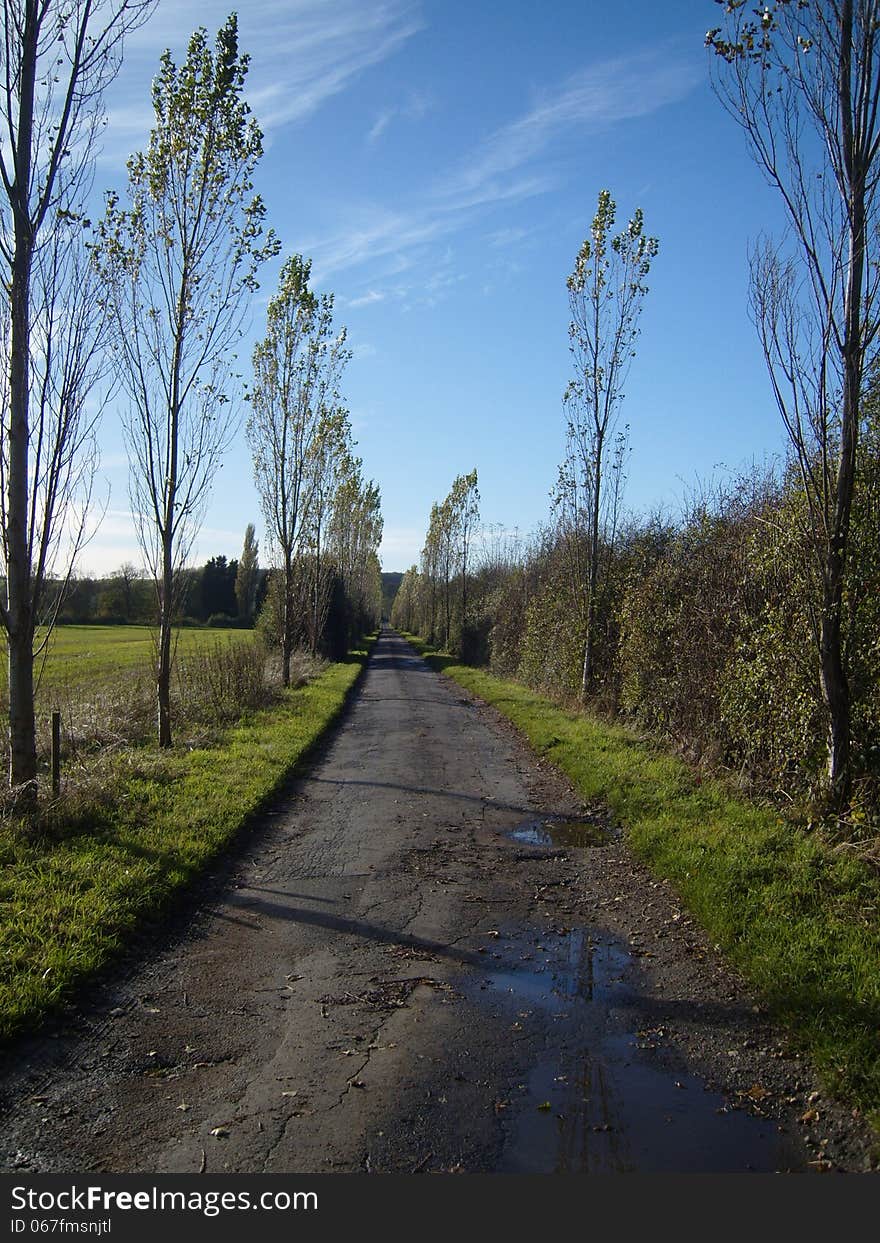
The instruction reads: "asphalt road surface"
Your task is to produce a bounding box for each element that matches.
[2,628,874,1173]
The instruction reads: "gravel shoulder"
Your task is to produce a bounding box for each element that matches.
[1,629,876,1173]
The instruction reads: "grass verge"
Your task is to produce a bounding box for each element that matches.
[404,634,880,1129]
[0,639,374,1042]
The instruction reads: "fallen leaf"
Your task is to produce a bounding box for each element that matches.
[744,1084,772,1102]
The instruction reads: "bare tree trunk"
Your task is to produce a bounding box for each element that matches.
[581,431,603,702]
[6,10,38,801]
[156,610,173,748]
[821,156,864,804]
[311,519,321,657]
[281,553,293,687]
[444,569,451,648]
[157,528,174,748]
[157,364,180,747]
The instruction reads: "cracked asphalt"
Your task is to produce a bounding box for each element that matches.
[1,628,876,1173]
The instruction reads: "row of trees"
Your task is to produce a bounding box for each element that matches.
[392,470,479,656]
[399,3,880,818]
[0,6,382,803]
[55,539,267,628]
[247,255,382,682]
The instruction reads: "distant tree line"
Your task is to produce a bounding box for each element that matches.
[392,469,480,657]
[49,551,270,629]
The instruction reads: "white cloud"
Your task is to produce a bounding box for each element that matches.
[366,88,432,144]
[367,109,395,145]
[306,45,699,284]
[435,47,701,207]
[379,525,424,569]
[348,289,387,308]
[100,1,423,163]
[487,226,529,249]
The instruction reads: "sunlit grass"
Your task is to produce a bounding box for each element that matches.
[0,624,253,700]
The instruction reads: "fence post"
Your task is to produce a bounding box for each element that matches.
[51,710,61,798]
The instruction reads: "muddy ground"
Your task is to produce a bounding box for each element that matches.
[1,628,876,1173]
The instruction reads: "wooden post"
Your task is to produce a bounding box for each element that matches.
[51,710,61,798]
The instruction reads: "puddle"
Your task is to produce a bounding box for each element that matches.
[506,817,609,848]
[467,928,804,1173]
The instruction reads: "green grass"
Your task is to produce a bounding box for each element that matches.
[405,634,880,1129]
[0,639,374,1041]
[3,624,253,699]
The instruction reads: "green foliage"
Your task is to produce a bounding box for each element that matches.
[452,438,880,809]
[517,553,584,697]
[414,470,480,655]
[246,252,380,667]
[716,484,824,786]
[619,495,761,758]
[235,524,260,623]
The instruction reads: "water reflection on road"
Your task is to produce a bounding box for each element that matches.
[466,926,802,1173]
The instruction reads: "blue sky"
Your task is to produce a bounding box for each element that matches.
[84,0,791,574]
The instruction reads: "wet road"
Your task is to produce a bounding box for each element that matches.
[1,628,810,1173]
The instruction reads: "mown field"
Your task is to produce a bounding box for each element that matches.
[1,624,253,699]
[0,625,262,757]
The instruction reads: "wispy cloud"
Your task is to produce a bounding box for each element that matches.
[366,89,432,144]
[101,1,423,163]
[307,45,699,287]
[367,109,395,145]
[348,289,387,308]
[487,226,529,249]
[435,47,701,207]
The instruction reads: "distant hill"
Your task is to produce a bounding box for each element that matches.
[381,571,404,620]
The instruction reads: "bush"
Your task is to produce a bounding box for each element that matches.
[175,636,271,723]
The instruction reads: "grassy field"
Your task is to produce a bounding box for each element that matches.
[0,638,374,1041]
[404,634,880,1132]
[0,624,267,759]
[2,624,253,699]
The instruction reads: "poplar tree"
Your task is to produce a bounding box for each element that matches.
[247,255,350,682]
[0,0,154,804]
[100,15,277,746]
[565,190,658,700]
[235,523,259,623]
[707,0,880,806]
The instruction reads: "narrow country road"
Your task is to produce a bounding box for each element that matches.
[1,629,872,1172]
